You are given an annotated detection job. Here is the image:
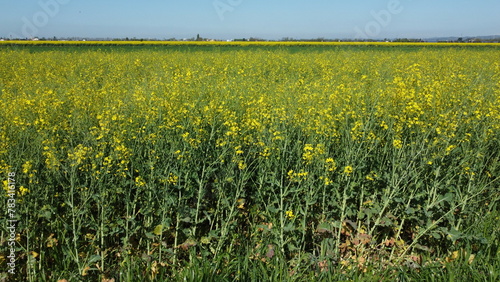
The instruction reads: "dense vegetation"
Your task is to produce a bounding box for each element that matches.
[1,44,499,281]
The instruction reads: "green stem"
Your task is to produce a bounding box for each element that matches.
[70,168,80,270]
[336,179,350,256]
[173,189,182,265]
[193,165,206,238]
[100,202,105,274]
[280,182,285,255]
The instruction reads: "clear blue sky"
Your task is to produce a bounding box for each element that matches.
[1,0,499,40]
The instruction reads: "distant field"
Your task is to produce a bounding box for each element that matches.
[1,45,499,280]
[1,40,500,47]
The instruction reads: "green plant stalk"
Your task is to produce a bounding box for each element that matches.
[321,182,328,222]
[214,173,245,258]
[389,194,415,261]
[125,176,139,281]
[400,186,490,259]
[38,240,43,279]
[400,206,455,260]
[426,166,442,210]
[369,186,394,236]
[158,181,170,265]
[192,164,206,239]
[69,167,81,271]
[279,181,285,255]
[25,214,33,282]
[173,189,182,265]
[125,202,130,275]
[454,173,477,230]
[369,144,420,237]
[335,178,350,257]
[279,137,290,256]
[100,194,105,275]
[300,189,308,254]
[357,186,365,225]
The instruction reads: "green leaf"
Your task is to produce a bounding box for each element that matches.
[431,232,441,239]
[378,217,393,227]
[267,206,279,213]
[180,217,192,223]
[345,208,356,217]
[283,222,295,232]
[406,207,416,214]
[446,227,463,241]
[358,210,365,218]
[88,255,102,264]
[39,209,52,220]
[306,198,317,205]
[316,222,333,234]
[116,219,125,227]
[208,230,220,238]
[444,193,455,203]
[287,243,299,252]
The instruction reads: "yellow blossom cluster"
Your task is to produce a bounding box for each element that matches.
[0,45,498,195]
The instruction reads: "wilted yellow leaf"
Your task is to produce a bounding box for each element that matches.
[82,266,90,276]
[47,233,58,248]
[468,254,475,264]
[153,224,163,236]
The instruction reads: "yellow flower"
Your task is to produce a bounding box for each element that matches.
[238,161,247,170]
[19,186,29,196]
[446,145,457,152]
[286,210,295,219]
[2,180,9,195]
[259,147,271,158]
[68,144,92,167]
[343,166,353,175]
[234,146,244,155]
[393,139,403,149]
[287,170,308,182]
[302,144,314,164]
[167,173,178,184]
[320,176,333,186]
[325,158,337,172]
[135,176,146,187]
[22,161,33,174]
[365,171,378,181]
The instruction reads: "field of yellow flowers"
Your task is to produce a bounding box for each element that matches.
[1,43,499,280]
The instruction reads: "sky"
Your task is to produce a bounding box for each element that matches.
[0,0,499,40]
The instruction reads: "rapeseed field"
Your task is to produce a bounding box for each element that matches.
[1,44,499,280]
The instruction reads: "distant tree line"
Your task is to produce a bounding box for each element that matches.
[2,34,499,43]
